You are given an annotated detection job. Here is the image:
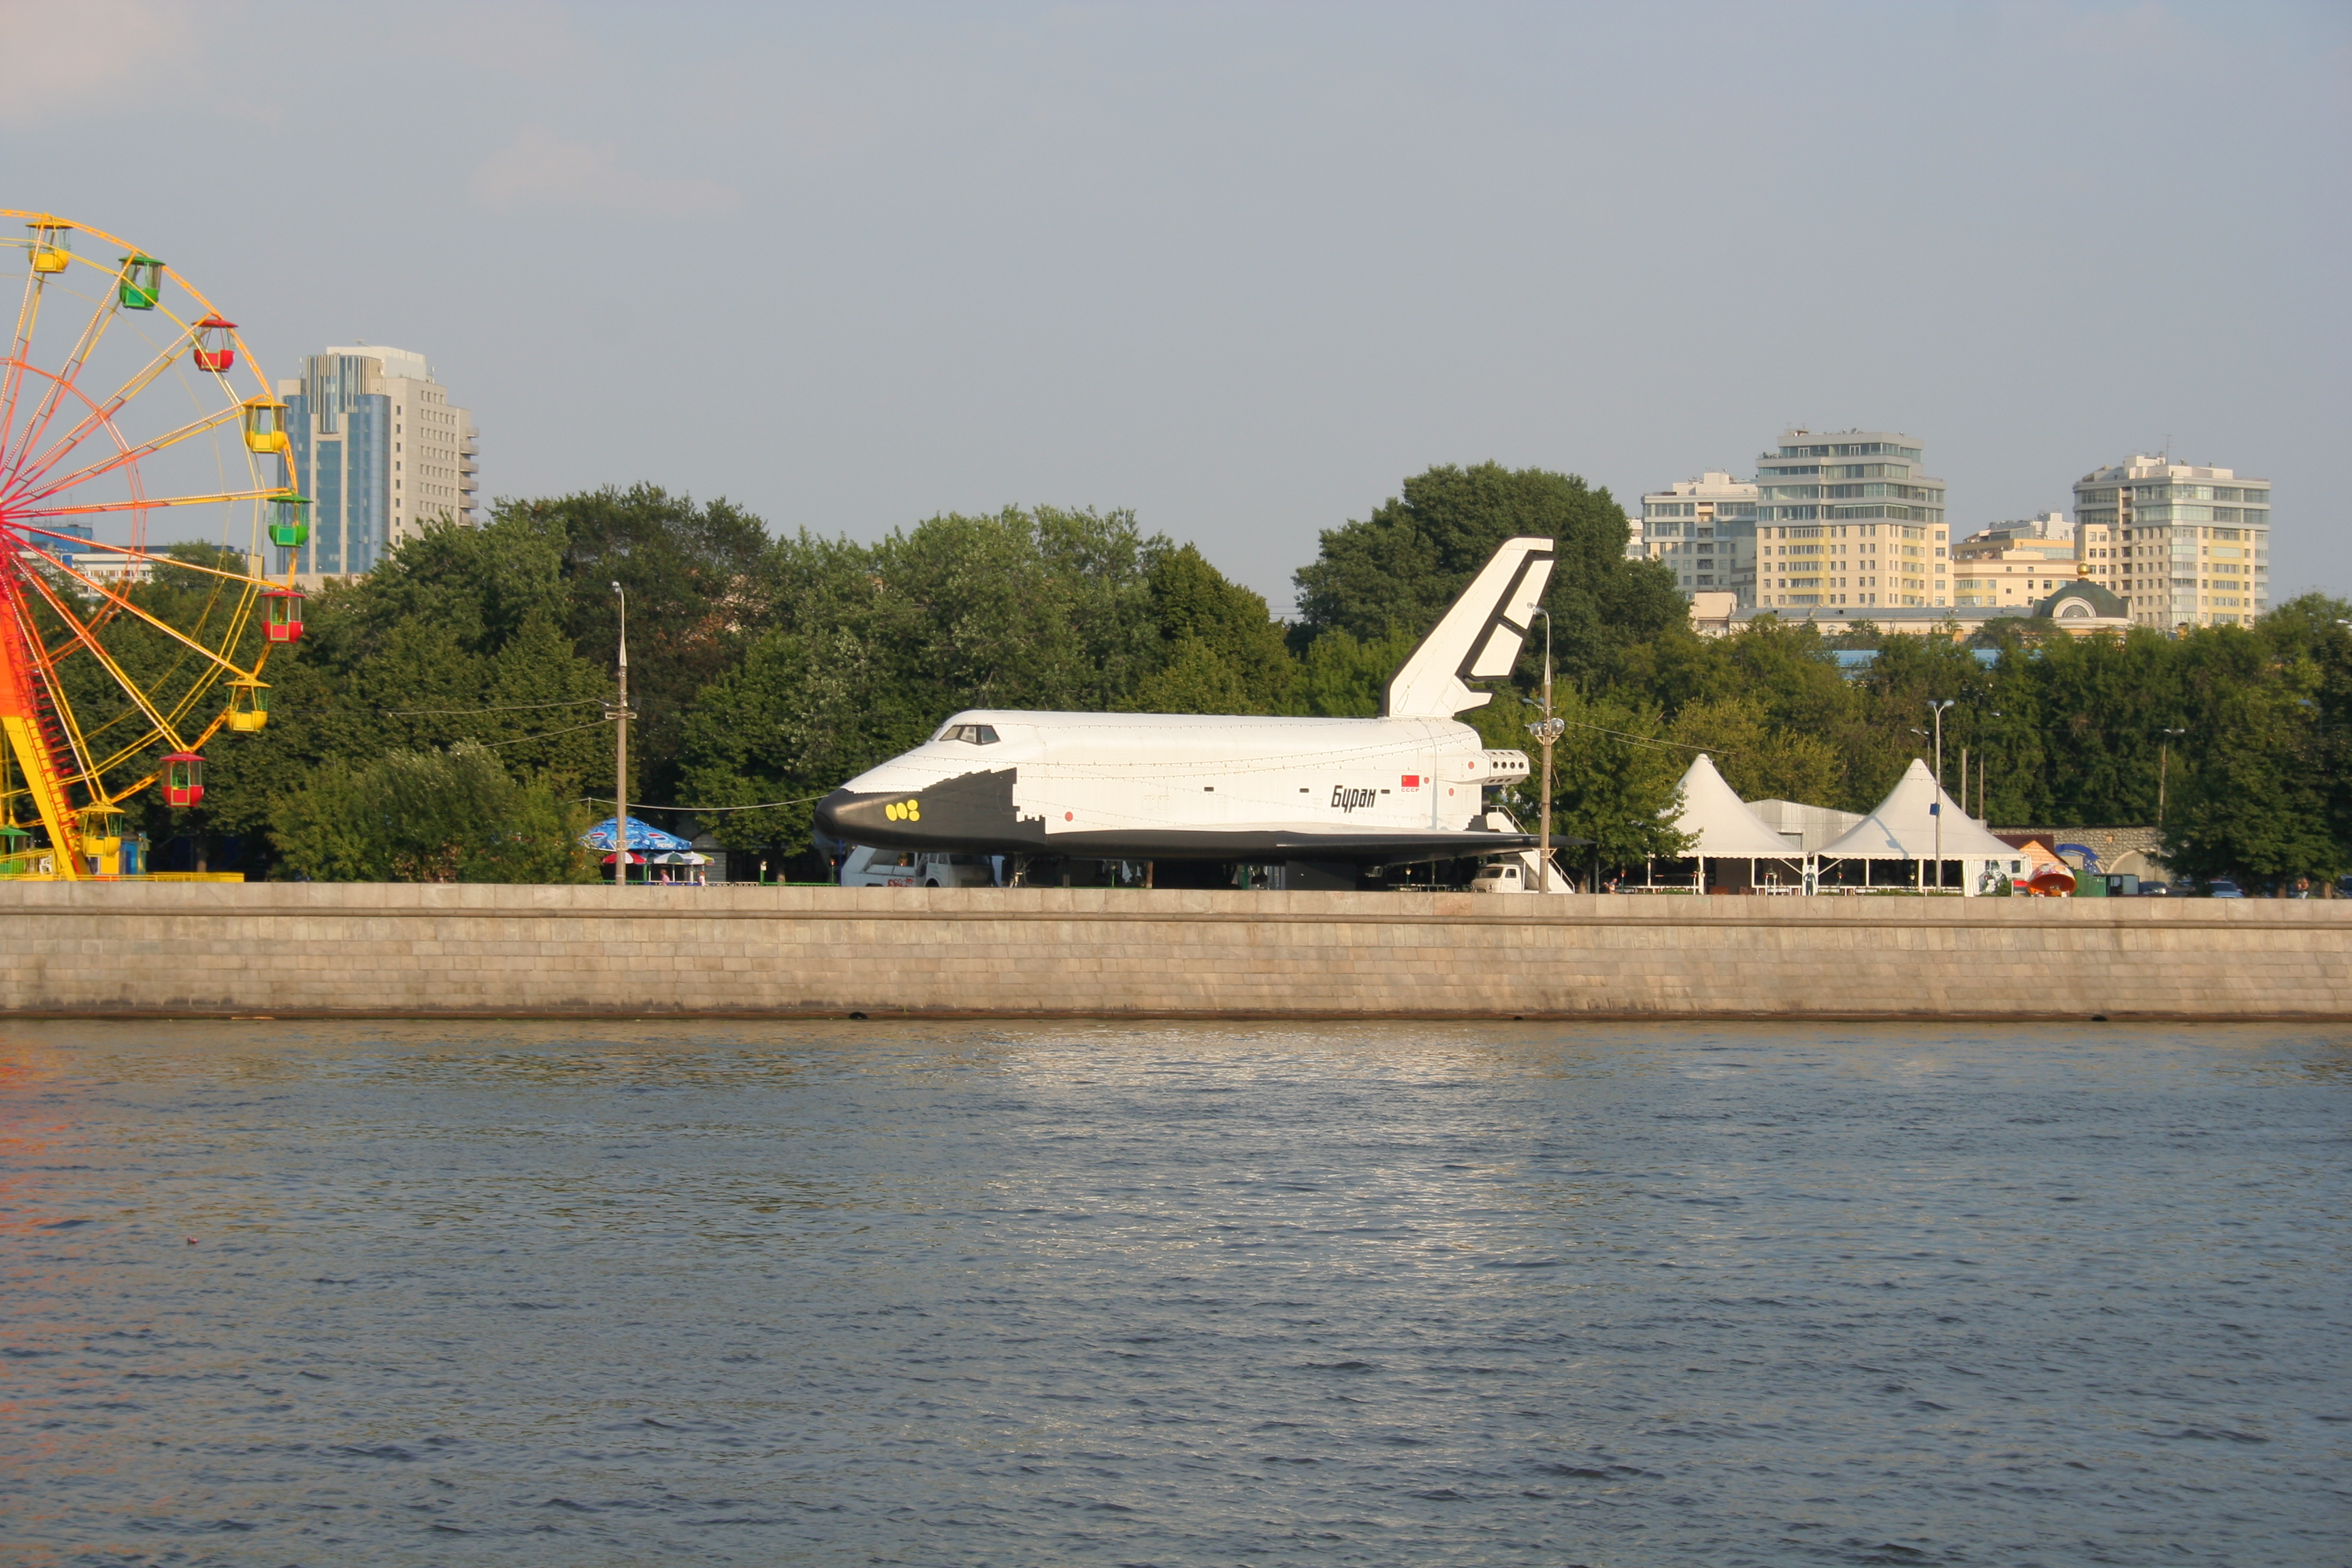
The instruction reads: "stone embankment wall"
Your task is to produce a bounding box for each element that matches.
[1996,826,2166,869]
[2,883,2346,1020]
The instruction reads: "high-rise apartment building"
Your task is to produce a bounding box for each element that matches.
[2074,457,2270,628]
[1753,429,1948,610]
[277,344,476,579]
[1637,472,1759,606]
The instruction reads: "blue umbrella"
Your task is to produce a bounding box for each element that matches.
[581,815,692,853]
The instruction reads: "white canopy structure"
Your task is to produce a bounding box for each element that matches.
[1671,755,1800,858]
[1816,758,2016,894]
[1636,754,1808,894]
[1819,760,2014,859]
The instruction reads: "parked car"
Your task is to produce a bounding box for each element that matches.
[2204,878,2245,899]
[839,847,997,887]
[1469,856,1569,895]
[2136,881,2173,896]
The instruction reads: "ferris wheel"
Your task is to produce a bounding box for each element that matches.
[0,210,306,879]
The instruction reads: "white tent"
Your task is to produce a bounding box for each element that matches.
[1671,755,1801,857]
[1816,758,2015,894]
[1639,754,1808,893]
[1819,759,2014,859]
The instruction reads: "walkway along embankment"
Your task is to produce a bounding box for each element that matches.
[2,882,2347,1020]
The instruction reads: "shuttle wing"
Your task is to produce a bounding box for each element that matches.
[1382,537,1556,718]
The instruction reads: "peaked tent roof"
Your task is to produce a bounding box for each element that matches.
[1817,759,2016,860]
[1669,754,1801,858]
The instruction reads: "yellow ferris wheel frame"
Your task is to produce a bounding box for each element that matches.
[1,209,296,879]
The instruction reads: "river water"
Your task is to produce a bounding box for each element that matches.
[2,1019,2345,1566]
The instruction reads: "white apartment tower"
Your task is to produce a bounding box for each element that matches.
[276,344,478,578]
[2074,457,2270,629]
[1754,429,1948,610]
[1637,472,1759,606]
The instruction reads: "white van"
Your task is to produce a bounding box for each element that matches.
[838,846,997,888]
[1470,851,1570,894]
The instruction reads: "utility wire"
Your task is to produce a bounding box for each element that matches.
[1537,715,1722,755]
[476,720,613,749]
[578,794,830,814]
[380,698,606,716]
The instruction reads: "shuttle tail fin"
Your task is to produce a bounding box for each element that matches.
[1381,537,1556,717]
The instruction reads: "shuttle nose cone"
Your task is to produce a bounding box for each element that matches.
[815,785,941,849]
[813,768,1029,853]
[812,786,877,845]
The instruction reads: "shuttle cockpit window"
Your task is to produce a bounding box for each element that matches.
[936,723,1000,745]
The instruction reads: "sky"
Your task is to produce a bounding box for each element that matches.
[6,0,2345,606]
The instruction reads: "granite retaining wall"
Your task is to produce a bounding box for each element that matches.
[1,883,2346,1020]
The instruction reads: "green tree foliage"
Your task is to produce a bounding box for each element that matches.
[1134,545,1295,713]
[1468,685,1691,870]
[678,507,1166,852]
[27,458,2345,892]
[2153,602,2345,885]
[204,510,610,877]
[1292,462,1684,683]
[512,485,775,806]
[1293,627,1421,718]
[1663,696,1840,805]
[271,743,596,883]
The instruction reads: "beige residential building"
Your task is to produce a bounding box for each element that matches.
[1950,512,2089,610]
[2076,512,2116,591]
[1757,518,1949,609]
[2075,455,2270,628]
[1754,429,1948,610]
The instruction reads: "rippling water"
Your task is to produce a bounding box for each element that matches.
[2,1019,2347,1566]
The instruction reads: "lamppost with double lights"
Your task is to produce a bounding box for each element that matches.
[609,582,633,887]
[2157,727,2187,827]
[1524,608,1564,892]
[1927,699,1955,890]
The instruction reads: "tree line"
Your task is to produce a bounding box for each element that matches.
[73,466,2352,887]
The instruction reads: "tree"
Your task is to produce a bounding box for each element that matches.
[1292,627,1422,718]
[1470,685,1690,873]
[1134,544,1294,713]
[677,506,1171,855]
[270,743,597,883]
[2161,621,2341,887]
[1664,696,1839,806]
[514,485,776,805]
[206,514,612,875]
[2267,596,2352,865]
[1291,462,1684,685]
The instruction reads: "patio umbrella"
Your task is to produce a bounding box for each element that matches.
[582,816,691,853]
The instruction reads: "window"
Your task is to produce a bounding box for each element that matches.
[936,723,1000,745]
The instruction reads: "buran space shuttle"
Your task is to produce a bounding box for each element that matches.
[813,536,1556,867]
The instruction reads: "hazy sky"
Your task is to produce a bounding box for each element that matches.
[10,0,2345,605]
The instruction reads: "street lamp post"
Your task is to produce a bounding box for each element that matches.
[1927,700,1955,892]
[2157,728,2187,827]
[1984,711,2001,825]
[610,581,630,888]
[1524,608,1565,893]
